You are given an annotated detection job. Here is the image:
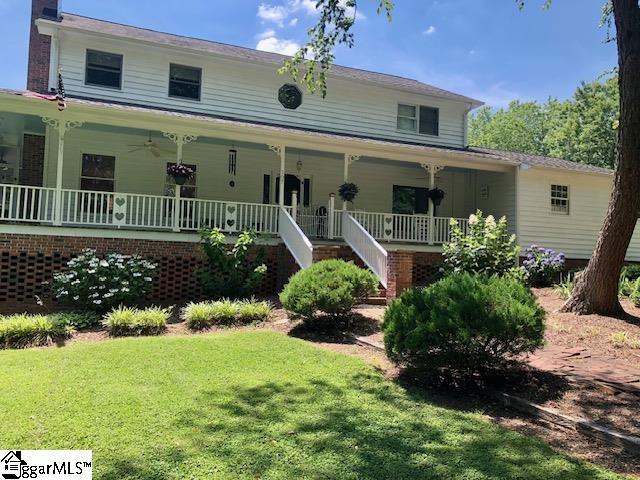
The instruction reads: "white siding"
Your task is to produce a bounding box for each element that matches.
[518,168,640,261]
[56,31,468,149]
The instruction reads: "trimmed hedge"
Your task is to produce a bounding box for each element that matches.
[383,273,545,372]
[279,260,378,319]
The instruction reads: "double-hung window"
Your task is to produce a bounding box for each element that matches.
[85,50,122,89]
[81,154,115,192]
[397,104,439,136]
[169,64,202,100]
[551,184,569,214]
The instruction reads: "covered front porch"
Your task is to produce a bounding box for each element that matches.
[0,94,517,286]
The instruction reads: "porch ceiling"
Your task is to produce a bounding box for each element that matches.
[0,89,516,172]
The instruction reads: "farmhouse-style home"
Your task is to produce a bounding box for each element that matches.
[0,0,635,311]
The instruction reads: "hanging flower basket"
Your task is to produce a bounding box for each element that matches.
[338,182,359,203]
[428,187,445,207]
[167,164,194,186]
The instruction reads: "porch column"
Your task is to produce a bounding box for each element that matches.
[421,163,445,245]
[343,154,360,211]
[42,117,83,226]
[268,145,286,207]
[163,132,198,232]
[328,193,335,239]
[291,190,298,220]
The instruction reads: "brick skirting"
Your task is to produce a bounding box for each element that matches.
[0,233,296,314]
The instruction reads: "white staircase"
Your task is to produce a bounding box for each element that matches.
[279,207,314,268]
[342,213,388,288]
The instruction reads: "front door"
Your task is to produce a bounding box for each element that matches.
[274,174,310,206]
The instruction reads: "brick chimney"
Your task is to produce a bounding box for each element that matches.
[27,0,61,92]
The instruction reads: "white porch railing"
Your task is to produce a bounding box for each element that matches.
[342,213,387,288]
[279,207,313,268]
[0,184,57,223]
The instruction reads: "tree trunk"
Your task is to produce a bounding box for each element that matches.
[561,0,640,315]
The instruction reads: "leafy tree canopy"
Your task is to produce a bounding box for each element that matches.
[469,75,619,168]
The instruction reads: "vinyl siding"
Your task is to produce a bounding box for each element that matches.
[56,31,469,148]
[517,168,640,261]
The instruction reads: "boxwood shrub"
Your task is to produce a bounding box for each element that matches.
[383,273,545,372]
[0,314,74,349]
[279,259,378,319]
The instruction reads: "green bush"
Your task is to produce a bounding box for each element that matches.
[50,311,101,330]
[382,273,545,372]
[554,273,575,299]
[279,260,378,319]
[622,264,640,282]
[198,228,267,299]
[0,314,74,348]
[630,280,640,307]
[52,249,156,312]
[182,298,272,330]
[443,210,519,277]
[103,306,170,336]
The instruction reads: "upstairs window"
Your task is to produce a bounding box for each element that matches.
[397,104,439,136]
[85,50,122,89]
[551,184,569,214]
[169,64,202,100]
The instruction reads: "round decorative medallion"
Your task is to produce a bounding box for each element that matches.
[278,84,303,110]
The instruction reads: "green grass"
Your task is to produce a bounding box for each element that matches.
[0,331,621,480]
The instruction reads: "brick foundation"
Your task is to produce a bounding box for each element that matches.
[386,251,414,301]
[0,233,296,314]
[20,134,45,186]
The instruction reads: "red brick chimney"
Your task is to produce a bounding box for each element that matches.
[27,0,61,92]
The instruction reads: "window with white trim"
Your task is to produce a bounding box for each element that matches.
[551,184,569,214]
[397,104,439,136]
[169,64,202,100]
[85,50,122,89]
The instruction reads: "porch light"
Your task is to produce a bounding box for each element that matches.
[228,148,237,175]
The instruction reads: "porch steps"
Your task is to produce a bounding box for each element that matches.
[364,296,387,306]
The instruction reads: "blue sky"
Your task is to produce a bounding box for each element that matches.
[1,0,616,107]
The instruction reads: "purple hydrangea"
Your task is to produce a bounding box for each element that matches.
[521,245,566,287]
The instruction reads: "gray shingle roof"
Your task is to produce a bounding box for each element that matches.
[470,147,613,175]
[47,13,483,106]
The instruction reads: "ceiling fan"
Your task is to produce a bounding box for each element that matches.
[127,131,173,158]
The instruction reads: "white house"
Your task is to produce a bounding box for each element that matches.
[0,0,635,311]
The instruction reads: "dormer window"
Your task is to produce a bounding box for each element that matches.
[397,104,439,136]
[85,50,122,89]
[169,64,202,101]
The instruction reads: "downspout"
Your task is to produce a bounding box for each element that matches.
[47,31,59,92]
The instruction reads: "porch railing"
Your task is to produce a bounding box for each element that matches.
[279,207,313,268]
[342,213,387,288]
[0,184,56,223]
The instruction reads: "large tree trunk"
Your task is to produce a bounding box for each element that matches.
[561,0,640,315]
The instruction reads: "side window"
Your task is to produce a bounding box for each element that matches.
[81,154,115,191]
[419,106,439,136]
[551,184,569,214]
[85,50,122,89]
[165,163,197,198]
[169,64,202,100]
[397,104,439,136]
[397,104,417,132]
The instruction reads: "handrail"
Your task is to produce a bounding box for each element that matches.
[342,213,388,288]
[279,207,314,268]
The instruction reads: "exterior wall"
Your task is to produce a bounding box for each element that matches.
[20,134,45,186]
[54,30,469,148]
[517,167,640,261]
[0,233,296,314]
[43,126,506,218]
[27,0,57,92]
[475,170,517,234]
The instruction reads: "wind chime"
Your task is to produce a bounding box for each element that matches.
[228,145,237,187]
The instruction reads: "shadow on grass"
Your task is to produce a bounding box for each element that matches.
[112,371,611,480]
[287,312,379,344]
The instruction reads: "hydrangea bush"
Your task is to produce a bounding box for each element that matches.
[51,249,156,311]
[521,245,566,287]
[443,210,519,277]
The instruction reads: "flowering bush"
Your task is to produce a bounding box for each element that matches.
[521,245,565,287]
[166,163,195,179]
[443,210,519,277]
[51,249,156,311]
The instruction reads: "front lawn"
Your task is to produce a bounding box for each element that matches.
[0,331,621,480]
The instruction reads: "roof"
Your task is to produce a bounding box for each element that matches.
[43,13,483,106]
[470,147,613,175]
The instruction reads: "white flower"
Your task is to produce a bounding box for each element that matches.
[93,299,102,305]
[100,260,109,267]
[485,215,496,227]
[133,272,142,277]
[73,296,79,300]
[122,287,130,292]
[144,277,152,282]
[468,214,478,226]
[87,269,96,274]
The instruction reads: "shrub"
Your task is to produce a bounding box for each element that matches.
[622,264,640,282]
[52,249,156,312]
[620,277,635,298]
[49,311,101,330]
[103,306,170,336]
[521,245,565,287]
[198,228,267,299]
[182,298,272,330]
[443,211,519,277]
[554,272,575,299]
[0,314,73,348]
[630,279,640,306]
[279,260,378,319]
[382,273,545,372]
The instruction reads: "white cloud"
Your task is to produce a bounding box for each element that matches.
[257,3,289,27]
[256,35,301,56]
[257,29,277,40]
[290,0,319,15]
[423,25,436,35]
[289,17,299,26]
